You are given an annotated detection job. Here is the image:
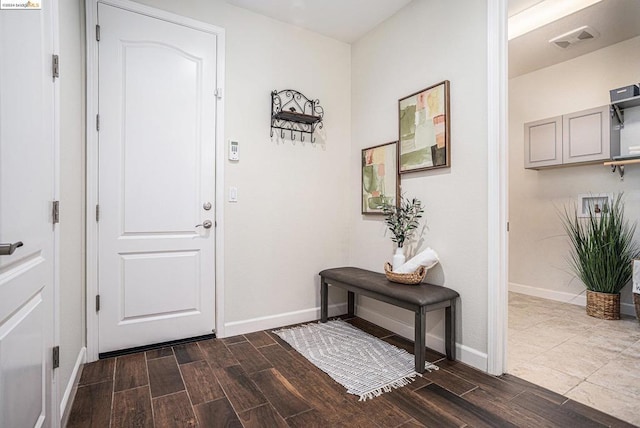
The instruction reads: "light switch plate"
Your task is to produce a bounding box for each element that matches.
[229,186,238,202]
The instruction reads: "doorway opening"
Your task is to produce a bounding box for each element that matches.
[505,1,640,424]
[85,0,227,361]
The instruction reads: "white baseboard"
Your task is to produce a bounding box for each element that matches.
[356,306,488,372]
[223,303,348,337]
[509,282,635,317]
[60,347,86,427]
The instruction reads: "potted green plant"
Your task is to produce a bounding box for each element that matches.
[560,194,640,320]
[382,197,424,270]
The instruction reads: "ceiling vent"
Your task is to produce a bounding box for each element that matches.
[549,25,599,49]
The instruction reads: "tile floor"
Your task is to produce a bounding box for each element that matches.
[508,292,640,426]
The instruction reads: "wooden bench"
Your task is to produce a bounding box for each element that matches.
[319,267,459,373]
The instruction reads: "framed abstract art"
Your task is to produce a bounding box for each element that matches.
[398,80,450,173]
[361,141,399,215]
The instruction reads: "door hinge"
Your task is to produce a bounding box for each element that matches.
[507,221,510,232]
[96,294,101,312]
[96,204,100,222]
[96,24,101,41]
[52,55,59,79]
[52,200,60,224]
[52,346,60,369]
[96,114,100,131]
[214,88,222,99]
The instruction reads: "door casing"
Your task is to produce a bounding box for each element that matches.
[84,0,226,362]
[487,0,509,376]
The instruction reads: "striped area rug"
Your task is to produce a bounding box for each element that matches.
[273,320,438,401]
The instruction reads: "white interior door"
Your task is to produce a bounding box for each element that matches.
[0,3,57,427]
[97,3,217,354]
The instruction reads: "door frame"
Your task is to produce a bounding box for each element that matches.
[85,0,226,361]
[486,0,509,376]
[52,0,61,419]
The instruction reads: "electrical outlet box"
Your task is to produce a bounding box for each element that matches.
[229,140,239,161]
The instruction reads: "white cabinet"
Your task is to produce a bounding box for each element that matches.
[563,105,617,164]
[524,105,619,169]
[524,116,562,169]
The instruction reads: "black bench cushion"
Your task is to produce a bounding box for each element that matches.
[319,267,459,307]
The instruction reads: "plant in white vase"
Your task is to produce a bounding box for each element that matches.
[382,197,424,271]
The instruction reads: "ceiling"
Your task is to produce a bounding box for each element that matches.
[509,0,640,77]
[224,0,412,43]
[224,0,640,78]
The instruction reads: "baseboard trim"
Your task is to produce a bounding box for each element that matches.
[356,306,488,372]
[223,303,348,337]
[60,347,86,427]
[509,282,635,316]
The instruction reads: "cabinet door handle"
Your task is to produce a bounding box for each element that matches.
[0,241,23,256]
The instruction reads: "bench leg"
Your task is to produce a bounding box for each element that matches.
[414,306,426,373]
[445,299,456,360]
[320,278,328,323]
[347,291,355,317]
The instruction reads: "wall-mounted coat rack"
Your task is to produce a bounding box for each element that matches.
[270,89,324,142]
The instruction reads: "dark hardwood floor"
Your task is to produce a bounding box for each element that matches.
[67,317,635,427]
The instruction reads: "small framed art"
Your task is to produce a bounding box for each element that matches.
[362,141,399,215]
[398,80,450,174]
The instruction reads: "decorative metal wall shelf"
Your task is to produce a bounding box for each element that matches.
[271,89,324,142]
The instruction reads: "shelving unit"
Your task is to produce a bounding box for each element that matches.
[270,89,324,142]
[605,95,640,179]
[611,95,640,128]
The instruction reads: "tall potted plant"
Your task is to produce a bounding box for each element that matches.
[561,194,640,320]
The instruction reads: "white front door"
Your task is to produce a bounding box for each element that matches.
[97,3,217,354]
[0,2,57,427]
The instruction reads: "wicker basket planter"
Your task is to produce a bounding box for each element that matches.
[634,294,640,322]
[586,290,620,320]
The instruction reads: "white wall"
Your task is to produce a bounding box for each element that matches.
[56,0,351,414]
[350,0,490,369]
[509,36,640,311]
[96,0,353,333]
[58,0,86,419]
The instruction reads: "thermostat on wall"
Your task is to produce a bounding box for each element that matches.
[229,140,239,161]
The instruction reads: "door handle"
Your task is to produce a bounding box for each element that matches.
[0,241,23,256]
[195,220,213,229]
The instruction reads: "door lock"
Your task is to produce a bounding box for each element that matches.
[203,202,212,211]
[196,220,213,229]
